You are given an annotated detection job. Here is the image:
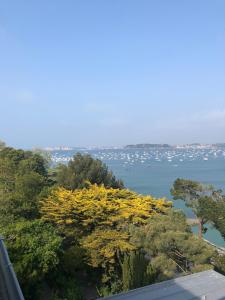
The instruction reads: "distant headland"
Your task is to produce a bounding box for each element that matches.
[124,144,172,149]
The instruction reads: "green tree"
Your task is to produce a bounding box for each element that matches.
[130,211,214,281]
[198,190,225,239]
[32,148,52,168]
[13,171,46,219]
[0,147,52,222]
[51,279,83,300]
[0,219,63,299]
[0,147,48,177]
[0,139,6,149]
[171,178,214,238]
[122,251,157,291]
[214,254,225,275]
[56,153,124,190]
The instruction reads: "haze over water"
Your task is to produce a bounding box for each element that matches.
[51,147,225,247]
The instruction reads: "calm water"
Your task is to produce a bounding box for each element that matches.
[51,148,225,246]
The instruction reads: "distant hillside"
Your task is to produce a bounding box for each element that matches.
[124,144,172,149]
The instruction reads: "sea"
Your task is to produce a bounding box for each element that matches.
[51,147,225,247]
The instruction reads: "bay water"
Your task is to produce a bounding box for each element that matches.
[51,148,225,247]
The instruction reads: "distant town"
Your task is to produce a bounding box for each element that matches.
[125,143,225,149]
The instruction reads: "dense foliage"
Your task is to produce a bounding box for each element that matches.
[171,178,215,238]
[198,189,225,239]
[56,153,124,189]
[196,189,225,275]
[172,178,225,276]
[0,139,5,149]
[0,220,63,297]
[0,144,222,299]
[121,251,157,291]
[0,147,51,223]
[130,211,214,281]
[41,185,171,290]
[0,147,63,299]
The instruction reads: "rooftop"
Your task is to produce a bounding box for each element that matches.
[99,270,225,300]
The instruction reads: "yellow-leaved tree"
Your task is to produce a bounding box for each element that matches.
[40,184,171,283]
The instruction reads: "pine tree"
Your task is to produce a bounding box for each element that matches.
[122,251,156,291]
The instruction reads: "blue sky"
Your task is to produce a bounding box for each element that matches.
[0,0,225,148]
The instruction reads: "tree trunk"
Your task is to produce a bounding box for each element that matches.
[198,218,203,239]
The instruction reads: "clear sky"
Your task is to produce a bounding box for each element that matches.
[0,0,225,148]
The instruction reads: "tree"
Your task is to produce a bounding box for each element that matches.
[0,139,6,149]
[55,153,124,190]
[0,219,63,299]
[198,190,225,239]
[214,254,225,275]
[0,147,51,222]
[13,171,46,219]
[0,147,48,177]
[171,178,214,238]
[198,192,225,276]
[130,211,214,281]
[121,251,157,291]
[41,184,171,238]
[40,185,171,285]
[32,148,52,167]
